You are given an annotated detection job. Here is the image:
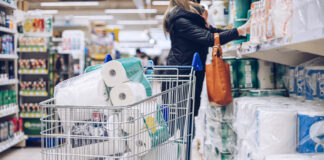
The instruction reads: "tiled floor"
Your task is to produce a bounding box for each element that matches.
[0,147,203,160]
[0,147,42,160]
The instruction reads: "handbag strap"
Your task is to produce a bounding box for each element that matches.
[213,33,222,58]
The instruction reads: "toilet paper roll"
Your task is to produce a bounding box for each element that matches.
[265,154,313,160]
[256,108,297,156]
[297,111,324,153]
[121,109,146,134]
[101,58,152,96]
[110,82,147,106]
[55,69,111,122]
[127,128,152,156]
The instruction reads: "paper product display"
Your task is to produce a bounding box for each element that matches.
[110,82,147,106]
[297,111,324,153]
[231,97,324,160]
[101,57,152,97]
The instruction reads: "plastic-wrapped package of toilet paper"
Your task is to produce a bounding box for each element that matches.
[110,82,147,106]
[305,67,324,101]
[297,111,324,153]
[256,107,297,155]
[54,69,111,122]
[66,114,126,157]
[257,60,275,89]
[233,97,312,160]
[265,154,314,160]
[101,57,152,97]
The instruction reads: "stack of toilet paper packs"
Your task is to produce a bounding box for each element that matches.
[194,79,236,160]
[233,97,324,160]
[54,57,169,158]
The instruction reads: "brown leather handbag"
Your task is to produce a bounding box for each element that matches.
[206,33,233,107]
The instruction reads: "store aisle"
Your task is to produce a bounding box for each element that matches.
[0,147,41,160]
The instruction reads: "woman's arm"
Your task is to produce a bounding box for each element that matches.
[174,18,242,45]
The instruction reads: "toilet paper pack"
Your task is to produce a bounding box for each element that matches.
[297,111,324,153]
[101,57,152,97]
[54,69,111,122]
[256,107,297,155]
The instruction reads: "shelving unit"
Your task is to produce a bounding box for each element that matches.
[0,0,26,151]
[0,0,16,10]
[0,133,27,154]
[0,79,18,86]
[237,30,324,66]
[0,105,19,118]
[0,26,16,34]
[17,15,54,142]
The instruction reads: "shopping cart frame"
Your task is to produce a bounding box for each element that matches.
[40,53,203,160]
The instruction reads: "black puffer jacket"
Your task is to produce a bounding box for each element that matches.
[164,6,242,117]
[164,6,242,67]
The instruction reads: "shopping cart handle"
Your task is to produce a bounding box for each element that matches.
[192,52,203,71]
[104,54,113,63]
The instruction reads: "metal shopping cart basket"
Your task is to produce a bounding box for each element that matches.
[40,53,203,160]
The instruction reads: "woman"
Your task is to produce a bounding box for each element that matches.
[163,0,250,117]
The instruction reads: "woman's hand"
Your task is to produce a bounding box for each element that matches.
[202,10,210,28]
[237,19,251,36]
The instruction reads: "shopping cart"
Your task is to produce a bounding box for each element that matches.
[40,53,203,160]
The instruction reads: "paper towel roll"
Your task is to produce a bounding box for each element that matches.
[101,60,130,87]
[256,108,297,155]
[101,58,152,97]
[110,82,147,106]
[101,58,143,87]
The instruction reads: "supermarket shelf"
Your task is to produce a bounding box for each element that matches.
[18,69,48,75]
[0,26,16,34]
[0,105,18,118]
[19,91,48,97]
[0,1,16,10]
[20,112,45,118]
[18,47,47,52]
[238,31,324,66]
[0,54,18,60]
[0,79,18,86]
[0,133,27,154]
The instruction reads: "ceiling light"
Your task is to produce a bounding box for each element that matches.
[106,25,125,29]
[152,1,169,5]
[41,2,99,7]
[27,10,58,14]
[73,15,114,20]
[117,20,159,25]
[105,9,157,14]
[155,15,164,20]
